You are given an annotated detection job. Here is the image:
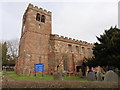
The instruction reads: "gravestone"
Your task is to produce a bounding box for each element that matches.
[96,71,103,81]
[78,69,83,77]
[87,71,96,81]
[104,70,118,82]
[53,72,63,80]
[114,68,120,77]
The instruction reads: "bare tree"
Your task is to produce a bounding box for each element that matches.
[7,39,19,61]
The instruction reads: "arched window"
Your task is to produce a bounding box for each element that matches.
[41,15,45,23]
[64,59,67,71]
[36,13,40,21]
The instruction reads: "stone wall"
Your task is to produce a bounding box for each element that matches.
[14,3,94,75]
[48,34,93,75]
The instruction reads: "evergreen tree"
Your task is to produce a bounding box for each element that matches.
[86,26,120,69]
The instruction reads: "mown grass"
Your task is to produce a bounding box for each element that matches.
[64,76,81,80]
[5,71,53,80]
[64,76,88,82]
[5,71,88,81]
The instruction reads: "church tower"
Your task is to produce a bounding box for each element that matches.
[15,3,52,75]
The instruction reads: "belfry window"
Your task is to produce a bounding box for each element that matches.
[36,13,40,21]
[41,15,45,23]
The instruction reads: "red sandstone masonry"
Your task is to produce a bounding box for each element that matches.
[15,3,94,75]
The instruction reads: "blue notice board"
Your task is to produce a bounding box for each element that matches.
[34,64,44,71]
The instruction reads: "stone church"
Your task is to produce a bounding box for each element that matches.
[14,3,93,75]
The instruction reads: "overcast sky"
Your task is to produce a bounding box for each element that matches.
[0,0,119,43]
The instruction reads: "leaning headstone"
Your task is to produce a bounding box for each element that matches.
[53,72,63,80]
[104,70,118,82]
[87,71,96,81]
[96,71,103,81]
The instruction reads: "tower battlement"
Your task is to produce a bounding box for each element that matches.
[50,34,93,46]
[25,3,51,15]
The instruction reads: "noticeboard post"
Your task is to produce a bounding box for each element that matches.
[34,64,44,77]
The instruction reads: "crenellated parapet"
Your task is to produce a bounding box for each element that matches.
[24,3,51,16]
[50,34,93,46]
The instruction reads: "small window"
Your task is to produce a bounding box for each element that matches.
[76,46,79,53]
[81,47,85,54]
[64,60,67,71]
[68,44,72,52]
[41,15,45,23]
[38,24,41,28]
[36,13,40,21]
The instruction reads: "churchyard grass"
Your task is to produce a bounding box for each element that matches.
[64,76,80,80]
[5,71,88,81]
[5,71,54,80]
[64,76,87,82]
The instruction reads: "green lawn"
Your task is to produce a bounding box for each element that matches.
[64,76,87,81]
[64,76,81,80]
[5,71,88,81]
[5,71,53,80]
